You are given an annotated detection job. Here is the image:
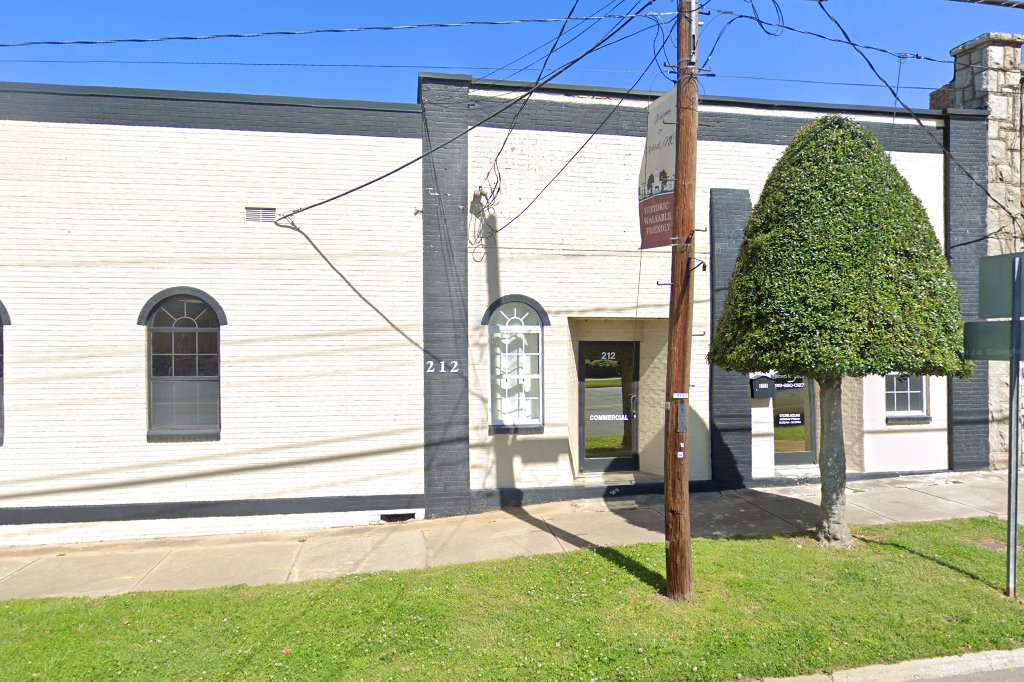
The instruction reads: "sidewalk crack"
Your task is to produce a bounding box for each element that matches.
[129,549,171,593]
[0,556,42,585]
[905,485,997,516]
[285,539,307,584]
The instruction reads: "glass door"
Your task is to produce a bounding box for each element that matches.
[773,376,816,465]
[578,342,640,472]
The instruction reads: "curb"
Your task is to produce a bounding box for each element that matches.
[759,647,1024,681]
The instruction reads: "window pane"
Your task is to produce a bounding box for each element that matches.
[152,355,173,377]
[885,393,896,412]
[196,332,218,354]
[195,308,219,328]
[174,355,197,377]
[153,308,175,327]
[151,332,172,354]
[151,379,218,430]
[197,355,219,377]
[909,390,924,412]
[908,376,924,393]
[161,299,186,319]
[885,374,896,393]
[173,332,196,354]
[892,376,909,391]
[896,393,909,412]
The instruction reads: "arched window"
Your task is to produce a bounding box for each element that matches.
[483,296,549,434]
[0,299,9,446]
[139,288,226,442]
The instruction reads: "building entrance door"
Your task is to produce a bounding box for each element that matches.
[578,342,639,472]
[773,377,817,466]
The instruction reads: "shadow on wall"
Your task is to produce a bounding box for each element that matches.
[492,435,573,496]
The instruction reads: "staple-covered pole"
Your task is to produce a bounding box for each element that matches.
[664,0,697,602]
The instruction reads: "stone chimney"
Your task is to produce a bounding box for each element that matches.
[949,33,1024,469]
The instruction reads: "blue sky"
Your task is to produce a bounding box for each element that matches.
[0,1,1021,109]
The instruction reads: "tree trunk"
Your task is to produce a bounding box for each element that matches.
[816,375,852,546]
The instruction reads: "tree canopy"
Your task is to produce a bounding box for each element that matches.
[708,115,971,380]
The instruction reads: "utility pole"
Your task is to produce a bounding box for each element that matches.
[664,0,698,602]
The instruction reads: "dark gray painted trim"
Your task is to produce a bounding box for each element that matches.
[456,73,952,119]
[147,430,221,443]
[489,425,544,435]
[466,93,942,153]
[137,287,228,326]
[0,80,422,112]
[885,415,933,426]
[0,81,422,137]
[944,112,990,471]
[709,189,754,488]
[480,295,551,326]
[0,300,8,326]
[420,76,472,518]
[470,480,721,511]
[0,494,425,525]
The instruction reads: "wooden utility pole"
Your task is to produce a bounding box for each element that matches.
[664,0,698,602]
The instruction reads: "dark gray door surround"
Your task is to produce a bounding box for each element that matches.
[945,112,991,470]
[709,189,754,486]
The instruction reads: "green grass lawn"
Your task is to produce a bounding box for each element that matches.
[584,434,627,453]
[584,377,621,388]
[3,517,1024,681]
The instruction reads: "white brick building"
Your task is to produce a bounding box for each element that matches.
[0,72,992,544]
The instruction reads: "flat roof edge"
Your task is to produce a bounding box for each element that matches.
[422,73,959,120]
[0,81,422,114]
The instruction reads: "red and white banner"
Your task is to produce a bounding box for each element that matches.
[638,88,676,249]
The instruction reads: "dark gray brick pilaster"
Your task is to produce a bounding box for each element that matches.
[419,75,472,516]
[945,111,990,471]
[709,188,753,487]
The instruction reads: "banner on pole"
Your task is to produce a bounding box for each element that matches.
[638,88,676,250]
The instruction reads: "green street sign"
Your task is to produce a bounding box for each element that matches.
[964,320,1020,360]
[979,253,1024,319]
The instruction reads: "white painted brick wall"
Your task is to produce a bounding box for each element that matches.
[466,114,947,487]
[0,120,426,525]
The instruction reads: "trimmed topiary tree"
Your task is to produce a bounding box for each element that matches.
[708,115,971,545]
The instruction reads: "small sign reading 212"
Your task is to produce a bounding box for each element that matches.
[425,360,460,373]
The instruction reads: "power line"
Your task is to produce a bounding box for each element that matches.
[943,0,1024,7]
[816,1,1022,248]
[275,1,658,226]
[0,11,675,50]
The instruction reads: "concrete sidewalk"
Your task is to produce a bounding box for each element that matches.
[0,469,1012,601]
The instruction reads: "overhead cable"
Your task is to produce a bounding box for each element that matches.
[0,11,674,49]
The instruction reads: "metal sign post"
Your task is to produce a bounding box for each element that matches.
[1008,254,1021,598]
[965,252,1024,598]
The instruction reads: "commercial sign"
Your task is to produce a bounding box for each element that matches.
[638,88,676,249]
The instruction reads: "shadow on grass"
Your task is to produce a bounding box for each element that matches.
[504,507,666,593]
[855,534,1001,592]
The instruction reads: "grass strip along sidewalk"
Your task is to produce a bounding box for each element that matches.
[2,517,1023,681]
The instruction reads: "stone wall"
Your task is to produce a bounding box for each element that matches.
[950,33,1024,468]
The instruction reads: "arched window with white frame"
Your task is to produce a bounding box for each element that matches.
[483,296,550,434]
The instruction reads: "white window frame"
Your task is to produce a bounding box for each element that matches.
[884,374,927,416]
[488,303,544,429]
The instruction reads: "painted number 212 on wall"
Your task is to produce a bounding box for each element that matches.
[425,360,460,373]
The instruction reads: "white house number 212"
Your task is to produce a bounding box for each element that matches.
[425,360,460,373]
